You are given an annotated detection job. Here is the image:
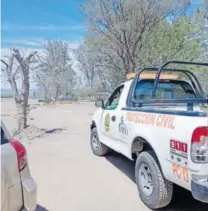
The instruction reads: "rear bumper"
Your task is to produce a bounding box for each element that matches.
[191,175,208,203]
[22,178,37,211]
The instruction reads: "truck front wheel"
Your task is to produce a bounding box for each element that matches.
[90,128,109,156]
[135,151,173,209]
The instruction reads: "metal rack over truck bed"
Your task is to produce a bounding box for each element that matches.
[129,61,208,111]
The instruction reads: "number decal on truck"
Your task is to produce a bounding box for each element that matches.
[170,139,188,166]
[172,163,189,183]
[170,140,187,153]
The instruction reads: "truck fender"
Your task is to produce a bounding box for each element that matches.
[130,132,165,175]
[90,121,96,131]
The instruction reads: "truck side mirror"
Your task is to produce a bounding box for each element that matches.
[95,99,104,108]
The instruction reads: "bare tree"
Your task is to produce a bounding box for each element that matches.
[74,44,97,97]
[1,49,37,131]
[36,40,75,101]
[35,71,52,102]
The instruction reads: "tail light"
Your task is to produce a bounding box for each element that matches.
[9,139,27,172]
[191,127,208,163]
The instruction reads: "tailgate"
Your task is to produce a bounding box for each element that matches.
[1,143,23,211]
[1,123,23,211]
[189,112,208,203]
[20,166,37,211]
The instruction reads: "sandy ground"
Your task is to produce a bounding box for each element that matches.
[1,98,208,211]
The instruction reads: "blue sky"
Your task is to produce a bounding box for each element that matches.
[0,0,205,90]
[1,0,205,50]
[1,0,86,49]
[188,0,205,13]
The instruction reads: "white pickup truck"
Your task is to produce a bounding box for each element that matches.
[90,61,208,209]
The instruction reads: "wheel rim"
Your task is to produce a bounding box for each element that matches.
[138,163,154,197]
[92,133,99,150]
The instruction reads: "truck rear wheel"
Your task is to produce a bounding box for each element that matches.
[90,128,109,156]
[135,151,173,209]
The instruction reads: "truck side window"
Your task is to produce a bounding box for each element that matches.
[105,85,124,110]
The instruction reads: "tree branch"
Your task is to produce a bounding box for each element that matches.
[1,59,9,69]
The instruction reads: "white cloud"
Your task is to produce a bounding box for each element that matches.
[66,41,81,49]
[1,23,84,31]
[2,39,42,48]
[2,38,81,49]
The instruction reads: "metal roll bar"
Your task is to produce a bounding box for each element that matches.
[138,68,204,96]
[152,61,208,99]
[131,61,208,107]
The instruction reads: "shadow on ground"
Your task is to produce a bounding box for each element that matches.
[106,153,208,211]
[44,128,67,134]
[36,204,49,211]
[14,126,67,141]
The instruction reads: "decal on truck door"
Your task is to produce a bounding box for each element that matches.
[126,112,175,130]
[104,113,110,132]
[118,116,128,135]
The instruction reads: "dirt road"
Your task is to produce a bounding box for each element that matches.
[1,99,208,211]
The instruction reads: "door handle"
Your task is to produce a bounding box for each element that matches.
[111,115,116,122]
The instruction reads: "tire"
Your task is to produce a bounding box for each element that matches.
[135,151,173,209]
[90,127,109,156]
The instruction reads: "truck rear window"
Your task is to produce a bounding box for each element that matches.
[134,80,196,100]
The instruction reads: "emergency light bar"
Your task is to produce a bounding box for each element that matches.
[126,72,179,80]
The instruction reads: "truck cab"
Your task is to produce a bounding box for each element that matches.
[90,61,208,209]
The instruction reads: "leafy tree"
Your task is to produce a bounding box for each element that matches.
[82,0,191,74]
[188,1,208,93]
[140,17,200,67]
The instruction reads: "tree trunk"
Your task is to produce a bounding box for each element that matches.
[90,83,94,101]
[43,85,50,103]
[15,95,28,132]
[9,78,27,132]
[22,71,30,129]
[54,85,60,101]
[12,72,29,132]
[16,102,27,131]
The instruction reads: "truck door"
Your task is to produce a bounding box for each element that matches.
[99,84,125,147]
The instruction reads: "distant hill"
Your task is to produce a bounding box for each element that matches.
[1,89,39,98]
[1,89,13,97]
